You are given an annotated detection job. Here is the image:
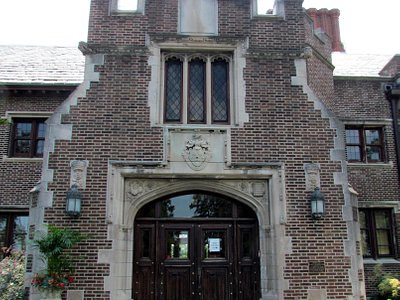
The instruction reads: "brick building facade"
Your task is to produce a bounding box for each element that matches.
[1,0,399,299]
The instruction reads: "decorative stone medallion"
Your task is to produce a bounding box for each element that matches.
[70,160,89,189]
[182,134,212,171]
[304,163,320,191]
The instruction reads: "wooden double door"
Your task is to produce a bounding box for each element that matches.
[133,220,260,300]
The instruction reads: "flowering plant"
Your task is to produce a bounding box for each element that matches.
[0,250,26,300]
[31,225,86,293]
[31,272,74,291]
[378,276,400,300]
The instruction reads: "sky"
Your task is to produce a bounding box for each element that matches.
[0,0,399,55]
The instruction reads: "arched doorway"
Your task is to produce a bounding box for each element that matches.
[133,192,261,300]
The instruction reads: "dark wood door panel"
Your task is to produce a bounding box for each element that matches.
[134,219,259,300]
[201,267,230,300]
[163,267,193,300]
[238,265,259,300]
[133,265,155,300]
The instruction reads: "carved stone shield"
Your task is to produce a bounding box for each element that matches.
[182,134,212,171]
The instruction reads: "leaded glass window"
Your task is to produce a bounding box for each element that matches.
[212,59,229,123]
[165,58,183,122]
[188,59,206,123]
[163,53,231,125]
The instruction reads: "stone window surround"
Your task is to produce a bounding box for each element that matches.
[147,39,249,128]
[100,162,290,300]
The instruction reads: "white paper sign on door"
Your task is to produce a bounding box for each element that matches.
[208,238,220,252]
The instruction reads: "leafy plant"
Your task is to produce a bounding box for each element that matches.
[0,250,26,300]
[0,118,9,125]
[378,277,400,300]
[31,225,86,292]
[374,264,400,300]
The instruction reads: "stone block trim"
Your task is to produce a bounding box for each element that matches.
[291,57,365,300]
[26,54,104,299]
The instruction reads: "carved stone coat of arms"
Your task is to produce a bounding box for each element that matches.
[182,134,212,171]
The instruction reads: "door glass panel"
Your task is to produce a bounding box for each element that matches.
[166,230,189,259]
[141,229,151,258]
[204,231,225,259]
[160,194,233,218]
[241,229,252,258]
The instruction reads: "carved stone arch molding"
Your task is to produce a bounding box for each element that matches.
[124,178,269,226]
[100,162,290,300]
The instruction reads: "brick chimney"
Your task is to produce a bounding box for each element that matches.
[307,8,345,52]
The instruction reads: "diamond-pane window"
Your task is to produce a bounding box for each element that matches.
[165,59,183,122]
[163,53,231,125]
[189,59,206,123]
[212,59,229,123]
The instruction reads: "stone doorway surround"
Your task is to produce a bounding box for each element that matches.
[100,161,290,300]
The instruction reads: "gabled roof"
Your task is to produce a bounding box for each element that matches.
[332,52,394,78]
[0,46,397,85]
[0,45,84,85]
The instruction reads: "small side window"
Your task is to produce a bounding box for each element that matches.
[0,212,29,258]
[345,126,385,163]
[110,0,144,14]
[10,118,47,158]
[359,208,396,259]
[253,0,284,17]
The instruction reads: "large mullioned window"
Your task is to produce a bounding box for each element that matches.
[163,53,231,125]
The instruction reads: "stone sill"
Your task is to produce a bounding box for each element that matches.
[2,156,43,163]
[347,162,393,169]
[363,258,400,264]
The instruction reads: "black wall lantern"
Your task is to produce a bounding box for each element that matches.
[310,187,325,219]
[65,184,82,217]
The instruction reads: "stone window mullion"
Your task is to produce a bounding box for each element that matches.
[206,56,212,125]
[182,56,189,124]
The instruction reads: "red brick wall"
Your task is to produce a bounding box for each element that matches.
[334,78,400,298]
[0,90,67,207]
[39,0,357,299]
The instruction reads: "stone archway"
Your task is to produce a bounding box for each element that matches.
[100,163,290,300]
